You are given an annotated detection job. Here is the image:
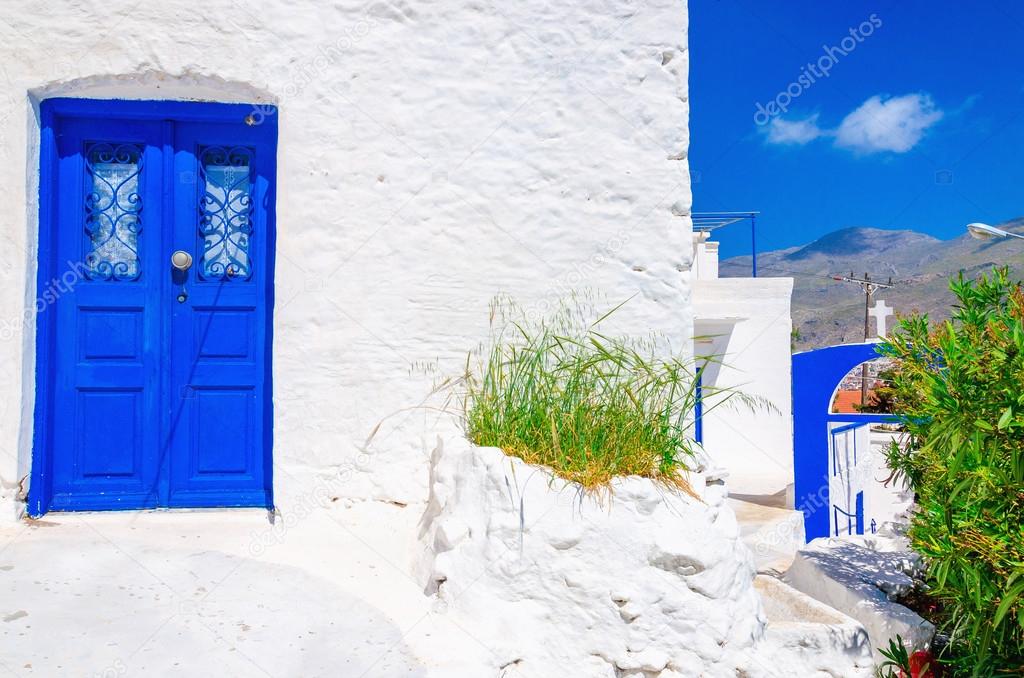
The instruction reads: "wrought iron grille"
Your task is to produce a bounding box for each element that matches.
[197,145,254,280]
[83,142,143,281]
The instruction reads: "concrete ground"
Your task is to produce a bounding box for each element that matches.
[0,493,813,677]
[0,502,494,678]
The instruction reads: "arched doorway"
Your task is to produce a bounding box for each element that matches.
[792,343,898,540]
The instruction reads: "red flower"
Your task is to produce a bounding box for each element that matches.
[907,650,937,678]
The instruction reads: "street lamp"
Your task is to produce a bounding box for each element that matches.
[967,222,1024,241]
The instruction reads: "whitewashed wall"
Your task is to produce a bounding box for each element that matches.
[0,0,692,518]
[694,277,794,502]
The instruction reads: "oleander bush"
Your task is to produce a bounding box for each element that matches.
[464,298,757,491]
[880,268,1024,676]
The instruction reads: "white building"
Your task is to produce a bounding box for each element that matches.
[0,5,895,675]
[692,231,795,504]
[0,0,694,521]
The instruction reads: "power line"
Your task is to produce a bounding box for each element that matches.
[831,272,895,291]
[729,260,915,287]
[830,272,899,405]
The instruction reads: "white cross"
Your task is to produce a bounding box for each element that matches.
[868,299,894,338]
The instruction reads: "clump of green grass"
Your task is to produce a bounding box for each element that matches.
[463,298,745,492]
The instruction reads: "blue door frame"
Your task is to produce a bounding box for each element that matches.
[30,98,278,516]
[792,342,896,540]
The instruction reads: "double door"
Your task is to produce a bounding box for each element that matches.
[35,99,276,513]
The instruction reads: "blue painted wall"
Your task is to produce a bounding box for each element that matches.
[792,342,891,540]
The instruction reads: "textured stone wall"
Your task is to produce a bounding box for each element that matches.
[0,0,693,517]
[419,442,880,676]
[418,441,767,676]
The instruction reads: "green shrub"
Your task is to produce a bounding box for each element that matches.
[880,268,1024,676]
[857,367,901,414]
[463,299,751,492]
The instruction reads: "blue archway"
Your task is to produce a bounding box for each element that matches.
[792,342,896,540]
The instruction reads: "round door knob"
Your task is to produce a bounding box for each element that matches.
[171,251,193,271]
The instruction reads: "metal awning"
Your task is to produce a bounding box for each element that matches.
[691,211,760,277]
[691,211,758,231]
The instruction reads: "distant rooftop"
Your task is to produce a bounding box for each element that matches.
[692,212,761,276]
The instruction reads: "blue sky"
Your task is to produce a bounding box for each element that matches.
[689,0,1024,255]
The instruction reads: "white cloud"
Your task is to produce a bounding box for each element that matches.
[834,93,943,153]
[765,114,825,145]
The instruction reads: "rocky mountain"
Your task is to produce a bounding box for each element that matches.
[720,218,1024,351]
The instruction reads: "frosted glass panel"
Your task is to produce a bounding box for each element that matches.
[199,146,253,280]
[84,143,143,281]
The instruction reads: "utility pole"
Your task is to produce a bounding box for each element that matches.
[831,272,895,406]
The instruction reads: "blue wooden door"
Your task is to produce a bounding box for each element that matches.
[49,117,166,510]
[166,122,274,508]
[34,99,276,514]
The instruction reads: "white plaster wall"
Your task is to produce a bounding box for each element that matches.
[694,277,794,501]
[866,428,914,536]
[418,441,877,677]
[419,441,769,676]
[0,0,692,518]
[691,231,718,279]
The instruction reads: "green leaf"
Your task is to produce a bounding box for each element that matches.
[993,580,1024,629]
[948,476,975,505]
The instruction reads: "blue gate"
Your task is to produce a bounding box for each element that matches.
[829,422,868,537]
[29,99,277,515]
[792,342,896,540]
